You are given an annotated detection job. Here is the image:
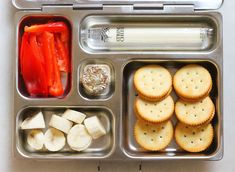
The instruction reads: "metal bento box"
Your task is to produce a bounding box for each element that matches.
[13,0,223,161]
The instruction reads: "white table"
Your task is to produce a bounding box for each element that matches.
[1,0,235,171]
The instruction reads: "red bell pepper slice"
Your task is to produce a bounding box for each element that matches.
[42,31,55,87]
[21,35,48,96]
[29,34,45,67]
[24,22,69,42]
[47,34,64,96]
[54,34,69,72]
[20,32,29,75]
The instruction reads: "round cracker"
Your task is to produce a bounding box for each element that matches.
[134,120,173,151]
[175,122,214,152]
[173,64,212,101]
[134,65,172,101]
[135,96,174,123]
[138,86,173,102]
[175,97,215,126]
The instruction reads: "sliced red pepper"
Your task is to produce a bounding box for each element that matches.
[48,34,64,96]
[54,34,69,72]
[29,34,45,67]
[21,36,48,96]
[42,31,55,87]
[20,32,29,75]
[24,22,69,42]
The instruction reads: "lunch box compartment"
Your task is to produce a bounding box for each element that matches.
[80,15,218,53]
[17,16,72,99]
[78,59,115,100]
[121,60,222,160]
[16,106,115,159]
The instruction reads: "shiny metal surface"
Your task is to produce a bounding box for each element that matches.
[13,6,223,160]
[12,0,223,10]
[16,106,114,159]
[121,60,222,160]
[80,15,217,53]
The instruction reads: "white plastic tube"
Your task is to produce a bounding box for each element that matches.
[81,26,213,51]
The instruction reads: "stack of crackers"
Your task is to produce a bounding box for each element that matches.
[133,64,214,153]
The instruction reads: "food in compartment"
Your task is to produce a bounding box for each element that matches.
[44,128,66,152]
[175,96,215,126]
[20,109,107,152]
[134,120,173,151]
[81,64,111,95]
[175,122,214,153]
[21,111,45,129]
[27,130,44,150]
[173,64,212,101]
[49,114,73,134]
[132,64,215,153]
[20,22,70,97]
[62,109,86,124]
[134,65,172,101]
[67,124,92,151]
[134,96,174,124]
[84,116,106,139]
[81,24,214,51]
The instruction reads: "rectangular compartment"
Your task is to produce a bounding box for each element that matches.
[80,15,218,53]
[17,15,72,99]
[121,60,222,160]
[16,106,115,159]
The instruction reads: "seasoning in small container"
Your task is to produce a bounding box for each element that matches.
[81,64,111,95]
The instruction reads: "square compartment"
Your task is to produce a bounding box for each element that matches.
[78,59,115,100]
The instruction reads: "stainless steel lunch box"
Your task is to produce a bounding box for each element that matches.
[12,0,224,161]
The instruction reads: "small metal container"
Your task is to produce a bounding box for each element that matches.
[12,0,223,161]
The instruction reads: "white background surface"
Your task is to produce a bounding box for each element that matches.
[1,0,235,171]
